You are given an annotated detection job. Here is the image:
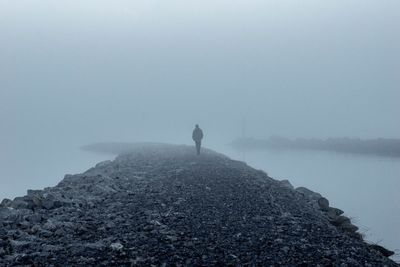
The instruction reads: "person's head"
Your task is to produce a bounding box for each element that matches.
[195,124,199,128]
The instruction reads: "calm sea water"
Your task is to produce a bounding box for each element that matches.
[1,144,399,261]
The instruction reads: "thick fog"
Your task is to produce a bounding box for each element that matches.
[1,0,399,145]
[1,0,399,191]
[1,0,400,259]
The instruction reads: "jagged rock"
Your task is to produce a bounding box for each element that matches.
[1,208,32,223]
[330,215,351,226]
[0,247,5,257]
[326,207,344,219]
[0,144,397,266]
[10,240,31,252]
[31,195,43,208]
[370,244,395,257]
[10,198,29,210]
[29,225,41,234]
[41,193,55,210]
[0,198,12,208]
[110,242,123,251]
[295,187,322,200]
[279,179,294,189]
[43,220,57,231]
[341,223,359,233]
[95,160,112,168]
[25,214,42,224]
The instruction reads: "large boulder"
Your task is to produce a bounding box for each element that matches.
[279,179,294,189]
[370,244,395,257]
[41,193,56,210]
[10,200,29,210]
[0,198,12,208]
[295,187,322,200]
[330,215,351,226]
[317,197,329,211]
[326,207,344,219]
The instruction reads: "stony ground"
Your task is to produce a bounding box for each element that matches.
[0,144,398,266]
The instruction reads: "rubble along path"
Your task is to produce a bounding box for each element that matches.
[0,144,398,266]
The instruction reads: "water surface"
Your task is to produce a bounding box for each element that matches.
[1,144,398,261]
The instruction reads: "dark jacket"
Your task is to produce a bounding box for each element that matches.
[192,127,203,142]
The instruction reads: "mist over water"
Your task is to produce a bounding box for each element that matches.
[1,0,399,262]
[1,144,399,260]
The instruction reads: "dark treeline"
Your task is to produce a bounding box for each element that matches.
[231,136,400,157]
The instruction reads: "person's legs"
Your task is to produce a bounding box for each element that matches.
[195,141,201,155]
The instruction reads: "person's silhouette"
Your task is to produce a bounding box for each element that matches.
[192,124,204,155]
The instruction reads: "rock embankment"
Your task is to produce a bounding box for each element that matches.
[0,144,398,266]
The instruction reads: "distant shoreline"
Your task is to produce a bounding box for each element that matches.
[230,137,400,158]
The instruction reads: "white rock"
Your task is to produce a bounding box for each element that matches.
[110,242,123,251]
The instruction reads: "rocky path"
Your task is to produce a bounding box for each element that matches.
[0,144,398,266]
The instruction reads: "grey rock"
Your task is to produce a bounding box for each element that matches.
[95,160,112,168]
[39,229,54,238]
[10,199,29,209]
[0,144,397,266]
[317,197,330,211]
[26,213,42,224]
[370,244,395,257]
[42,244,62,252]
[341,223,359,233]
[326,207,344,219]
[295,187,322,200]
[43,220,57,231]
[331,215,351,226]
[29,224,41,234]
[279,179,294,189]
[31,195,43,208]
[110,242,123,251]
[10,240,30,252]
[42,193,56,210]
[0,247,5,256]
[0,198,12,208]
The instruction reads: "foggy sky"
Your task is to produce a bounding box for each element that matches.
[1,0,399,150]
[0,0,399,173]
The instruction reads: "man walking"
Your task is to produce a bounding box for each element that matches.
[192,124,204,155]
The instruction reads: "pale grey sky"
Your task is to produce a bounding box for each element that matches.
[1,0,399,148]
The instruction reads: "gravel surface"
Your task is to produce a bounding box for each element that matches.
[0,144,398,266]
